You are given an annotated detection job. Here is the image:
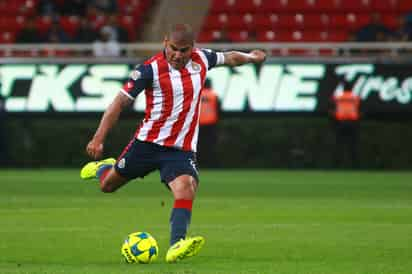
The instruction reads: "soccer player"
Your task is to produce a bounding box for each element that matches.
[80,24,266,263]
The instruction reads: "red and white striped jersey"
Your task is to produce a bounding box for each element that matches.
[120,48,225,152]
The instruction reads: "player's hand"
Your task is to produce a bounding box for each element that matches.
[249,50,266,63]
[86,138,104,159]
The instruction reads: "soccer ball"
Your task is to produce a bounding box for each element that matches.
[121,231,159,264]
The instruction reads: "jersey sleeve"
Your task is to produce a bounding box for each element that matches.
[120,64,153,100]
[201,49,225,70]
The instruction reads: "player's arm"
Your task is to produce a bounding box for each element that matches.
[86,64,153,159]
[86,93,132,159]
[223,50,266,67]
[201,48,266,70]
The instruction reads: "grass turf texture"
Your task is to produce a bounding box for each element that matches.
[1,169,411,274]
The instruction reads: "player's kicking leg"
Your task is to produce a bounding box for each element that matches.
[165,175,205,263]
[80,158,129,192]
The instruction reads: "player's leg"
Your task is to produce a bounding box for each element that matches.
[159,151,205,263]
[99,168,129,193]
[168,175,198,245]
[80,158,129,192]
[80,139,156,193]
[166,174,204,263]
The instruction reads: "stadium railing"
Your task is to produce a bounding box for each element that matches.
[1,42,412,59]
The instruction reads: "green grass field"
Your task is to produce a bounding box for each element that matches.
[1,169,412,274]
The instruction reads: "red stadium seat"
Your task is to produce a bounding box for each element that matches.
[256,30,326,42]
[0,16,26,32]
[256,30,277,42]
[88,14,108,30]
[60,16,80,38]
[339,0,372,12]
[278,0,317,13]
[209,0,236,13]
[277,15,301,28]
[323,30,349,42]
[231,0,265,13]
[372,0,398,13]
[259,0,284,13]
[382,14,400,30]
[227,30,251,42]
[118,0,151,14]
[276,14,329,29]
[260,0,339,13]
[118,15,138,41]
[398,1,412,13]
[311,0,341,12]
[197,30,222,42]
[202,14,227,29]
[330,13,370,31]
[0,31,16,43]
[226,14,255,30]
[275,31,324,42]
[301,14,330,28]
[254,13,279,29]
[277,31,302,42]
[36,16,52,35]
[346,13,371,30]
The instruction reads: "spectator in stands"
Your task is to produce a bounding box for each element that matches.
[38,0,57,16]
[75,16,98,43]
[393,16,412,41]
[92,26,121,57]
[39,0,87,16]
[101,14,129,43]
[85,4,107,31]
[59,0,87,16]
[16,17,44,43]
[355,13,392,42]
[45,20,70,43]
[91,0,117,13]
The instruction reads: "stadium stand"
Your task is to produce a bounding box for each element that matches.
[0,0,154,44]
[198,0,411,43]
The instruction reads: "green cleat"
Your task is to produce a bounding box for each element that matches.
[166,236,205,263]
[80,158,116,180]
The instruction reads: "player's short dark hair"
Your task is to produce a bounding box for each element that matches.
[166,24,194,44]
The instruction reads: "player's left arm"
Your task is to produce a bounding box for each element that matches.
[223,50,266,67]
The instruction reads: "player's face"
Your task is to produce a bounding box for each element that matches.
[164,38,193,70]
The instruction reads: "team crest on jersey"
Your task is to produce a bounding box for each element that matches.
[129,70,141,80]
[192,62,201,71]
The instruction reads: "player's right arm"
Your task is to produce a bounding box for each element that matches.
[86,93,132,159]
[86,64,153,159]
[201,48,266,70]
[223,50,266,67]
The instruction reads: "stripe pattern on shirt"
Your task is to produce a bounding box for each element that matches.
[135,49,208,152]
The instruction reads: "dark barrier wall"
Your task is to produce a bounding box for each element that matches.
[3,116,412,169]
[1,58,412,169]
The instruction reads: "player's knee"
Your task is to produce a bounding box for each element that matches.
[100,181,117,193]
[179,185,195,199]
[170,176,197,200]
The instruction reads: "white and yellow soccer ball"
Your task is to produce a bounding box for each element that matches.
[121,232,159,264]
